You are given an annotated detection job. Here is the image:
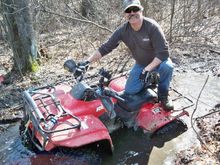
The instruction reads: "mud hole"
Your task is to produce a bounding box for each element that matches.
[0,31,220,164]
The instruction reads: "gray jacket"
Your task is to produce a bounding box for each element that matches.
[98,17,169,66]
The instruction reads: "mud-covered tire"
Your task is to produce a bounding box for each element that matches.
[151,119,188,138]
[52,147,102,165]
[50,140,112,165]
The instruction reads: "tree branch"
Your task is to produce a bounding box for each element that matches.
[40,6,113,33]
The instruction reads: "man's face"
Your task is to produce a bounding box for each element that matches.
[124,6,142,24]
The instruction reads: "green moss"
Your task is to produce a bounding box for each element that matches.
[30,60,39,72]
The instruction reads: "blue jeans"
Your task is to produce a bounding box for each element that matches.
[125,58,173,96]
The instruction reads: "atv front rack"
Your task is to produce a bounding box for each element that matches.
[22,85,81,151]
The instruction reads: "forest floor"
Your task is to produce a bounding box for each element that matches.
[0,32,220,164]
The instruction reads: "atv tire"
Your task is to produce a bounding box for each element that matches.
[151,119,188,138]
[52,147,102,165]
[19,119,39,152]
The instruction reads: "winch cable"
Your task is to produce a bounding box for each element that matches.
[190,75,214,155]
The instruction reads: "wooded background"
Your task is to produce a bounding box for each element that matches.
[0,0,219,74]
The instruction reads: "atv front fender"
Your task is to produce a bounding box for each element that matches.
[36,115,113,152]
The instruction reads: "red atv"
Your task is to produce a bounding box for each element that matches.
[20,59,192,153]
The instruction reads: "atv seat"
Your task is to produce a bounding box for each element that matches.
[117,88,157,112]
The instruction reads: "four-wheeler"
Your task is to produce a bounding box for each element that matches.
[20,59,193,152]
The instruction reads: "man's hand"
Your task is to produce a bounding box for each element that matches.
[139,71,150,83]
[74,61,90,77]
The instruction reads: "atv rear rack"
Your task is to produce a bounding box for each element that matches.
[171,87,194,111]
[22,85,81,151]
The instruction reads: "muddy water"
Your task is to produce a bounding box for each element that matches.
[0,124,34,165]
[0,72,219,165]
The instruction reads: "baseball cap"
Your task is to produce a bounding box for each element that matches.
[123,0,143,12]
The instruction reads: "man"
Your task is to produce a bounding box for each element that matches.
[84,0,174,110]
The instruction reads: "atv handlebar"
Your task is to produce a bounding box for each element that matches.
[64,59,124,103]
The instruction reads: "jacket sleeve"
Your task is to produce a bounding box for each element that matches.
[150,22,169,61]
[98,27,122,56]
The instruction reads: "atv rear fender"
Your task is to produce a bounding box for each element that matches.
[136,103,189,133]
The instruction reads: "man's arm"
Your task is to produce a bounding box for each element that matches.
[149,20,169,63]
[87,50,102,63]
[143,57,161,72]
[87,26,122,63]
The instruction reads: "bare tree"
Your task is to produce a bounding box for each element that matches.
[169,0,176,42]
[1,0,39,75]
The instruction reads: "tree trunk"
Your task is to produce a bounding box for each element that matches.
[2,0,39,75]
[142,0,150,17]
[81,0,94,18]
[169,0,176,42]
[183,0,186,36]
[197,0,202,19]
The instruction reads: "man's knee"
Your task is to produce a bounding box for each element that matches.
[157,59,173,84]
[160,59,173,71]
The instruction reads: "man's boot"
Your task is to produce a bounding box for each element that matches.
[159,95,174,111]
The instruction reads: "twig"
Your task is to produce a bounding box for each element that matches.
[0,125,7,131]
[0,103,23,112]
[190,75,214,155]
[195,109,220,120]
[209,49,220,55]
